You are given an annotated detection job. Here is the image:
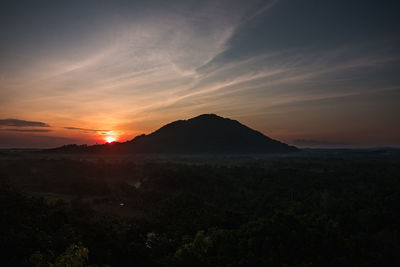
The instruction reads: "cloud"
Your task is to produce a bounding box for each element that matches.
[130,46,399,117]
[63,127,111,135]
[0,119,50,127]
[0,128,52,133]
[0,0,399,148]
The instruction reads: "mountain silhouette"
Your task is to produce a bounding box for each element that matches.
[51,114,297,154]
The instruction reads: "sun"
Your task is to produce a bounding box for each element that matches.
[105,136,117,143]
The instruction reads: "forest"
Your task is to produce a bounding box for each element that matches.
[0,149,399,266]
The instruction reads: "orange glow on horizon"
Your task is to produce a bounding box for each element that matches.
[105,136,117,143]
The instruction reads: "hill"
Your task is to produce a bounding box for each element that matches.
[50,114,297,154]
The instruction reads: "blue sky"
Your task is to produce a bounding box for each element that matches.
[0,0,399,147]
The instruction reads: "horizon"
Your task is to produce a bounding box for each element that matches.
[1,0,399,148]
[1,114,399,150]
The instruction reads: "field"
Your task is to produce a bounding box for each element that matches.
[1,149,399,266]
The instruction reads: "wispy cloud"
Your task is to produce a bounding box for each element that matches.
[126,45,399,117]
[0,128,52,133]
[0,119,50,127]
[0,0,399,146]
[63,127,111,135]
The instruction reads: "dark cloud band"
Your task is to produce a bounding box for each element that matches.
[0,128,52,133]
[64,127,110,134]
[0,119,50,127]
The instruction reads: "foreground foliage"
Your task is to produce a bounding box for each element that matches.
[0,150,399,266]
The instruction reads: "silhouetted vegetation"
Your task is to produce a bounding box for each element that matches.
[0,149,399,266]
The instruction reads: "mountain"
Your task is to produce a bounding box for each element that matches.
[50,114,298,154]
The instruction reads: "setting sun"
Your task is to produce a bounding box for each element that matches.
[105,136,117,143]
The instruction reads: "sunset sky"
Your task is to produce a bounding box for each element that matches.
[1,0,399,148]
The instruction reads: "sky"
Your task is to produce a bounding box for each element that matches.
[0,0,399,148]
